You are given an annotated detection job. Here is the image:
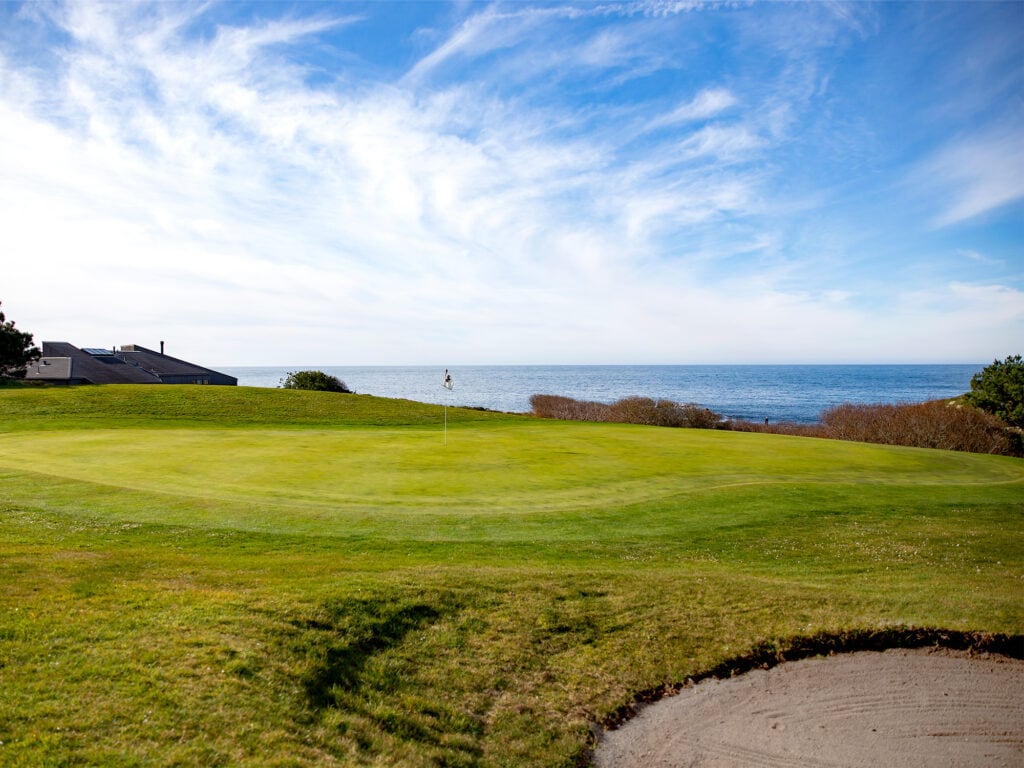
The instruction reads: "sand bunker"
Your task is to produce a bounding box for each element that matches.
[593,648,1024,768]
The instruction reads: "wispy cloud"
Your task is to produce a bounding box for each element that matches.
[404,4,568,85]
[923,124,1024,227]
[0,1,1020,364]
[957,249,1001,266]
[645,88,738,131]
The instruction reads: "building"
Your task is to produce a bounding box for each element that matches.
[25,342,237,386]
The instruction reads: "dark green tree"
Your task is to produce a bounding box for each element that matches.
[965,355,1024,428]
[279,370,352,393]
[0,302,41,379]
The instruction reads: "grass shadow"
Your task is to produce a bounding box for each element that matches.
[297,597,442,709]
[290,593,486,766]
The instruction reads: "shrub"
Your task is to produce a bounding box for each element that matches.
[965,355,1024,428]
[0,301,40,379]
[279,370,352,393]
[530,394,721,429]
[677,402,723,429]
[529,394,610,422]
[530,392,1018,455]
[724,419,825,437]
[607,396,657,425]
[607,397,721,428]
[820,400,1016,455]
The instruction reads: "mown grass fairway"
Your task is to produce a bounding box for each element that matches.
[1,385,1022,767]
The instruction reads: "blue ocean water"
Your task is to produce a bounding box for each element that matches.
[219,364,982,424]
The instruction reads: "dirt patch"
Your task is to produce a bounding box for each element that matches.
[592,647,1024,767]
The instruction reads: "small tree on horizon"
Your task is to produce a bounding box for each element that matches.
[965,355,1024,428]
[279,370,352,393]
[0,302,41,379]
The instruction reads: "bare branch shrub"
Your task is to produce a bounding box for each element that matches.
[531,394,722,429]
[820,400,1016,454]
[529,394,611,422]
[678,403,724,429]
[726,419,825,438]
[605,397,723,428]
[531,393,1019,455]
[608,396,658,425]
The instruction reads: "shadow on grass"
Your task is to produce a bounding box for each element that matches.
[290,593,485,766]
[297,597,442,708]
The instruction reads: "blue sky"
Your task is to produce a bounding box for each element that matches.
[1,1,1021,365]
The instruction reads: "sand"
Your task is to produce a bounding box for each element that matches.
[593,648,1024,768]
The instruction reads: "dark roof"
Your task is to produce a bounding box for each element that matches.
[29,342,237,386]
[36,342,161,384]
[117,345,236,385]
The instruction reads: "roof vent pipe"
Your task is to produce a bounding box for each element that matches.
[160,341,165,355]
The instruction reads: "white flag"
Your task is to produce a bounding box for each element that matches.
[443,369,454,390]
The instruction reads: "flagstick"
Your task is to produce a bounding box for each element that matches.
[442,369,453,446]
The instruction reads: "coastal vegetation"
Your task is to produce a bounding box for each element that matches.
[279,369,353,393]
[1,384,1021,766]
[529,394,720,428]
[0,301,40,380]
[531,391,1022,456]
[966,354,1024,428]
[732,399,1021,456]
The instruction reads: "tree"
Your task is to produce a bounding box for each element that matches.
[279,370,352,393]
[0,302,41,379]
[965,355,1024,428]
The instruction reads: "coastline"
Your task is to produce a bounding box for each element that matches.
[218,364,981,424]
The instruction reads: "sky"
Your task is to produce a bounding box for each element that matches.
[1,1,1021,366]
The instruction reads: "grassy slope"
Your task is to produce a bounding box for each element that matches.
[0,385,1021,767]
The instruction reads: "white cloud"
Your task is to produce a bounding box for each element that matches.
[403,5,550,85]
[956,249,1001,266]
[629,1,707,18]
[923,125,1024,227]
[0,2,1019,366]
[0,6,628,361]
[676,124,764,162]
[646,88,738,131]
[944,282,1024,323]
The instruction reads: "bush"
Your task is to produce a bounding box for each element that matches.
[279,370,352,393]
[529,394,721,429]
[530,392,1019,455]
[677,402,724,429]
[724,419,825,437]
[529,394,611,422]
[607,397,721,428]
[820,400,1016,455]
[965,355,1024,428]
[0,301,40,379]
[607,396,655,424]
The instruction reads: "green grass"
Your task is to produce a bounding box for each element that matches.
[1,385,1022,767]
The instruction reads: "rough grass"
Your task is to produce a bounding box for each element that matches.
[0,385,1022,767]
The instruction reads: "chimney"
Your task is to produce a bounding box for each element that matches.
[160,341,165,355]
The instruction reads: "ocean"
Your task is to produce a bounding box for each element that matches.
[218,364,983,424]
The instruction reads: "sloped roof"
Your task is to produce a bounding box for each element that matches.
[37,342,160,384]
[30,342,236,385]
[118,345,217,377]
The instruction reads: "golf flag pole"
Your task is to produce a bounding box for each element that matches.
[442,369,454,446]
